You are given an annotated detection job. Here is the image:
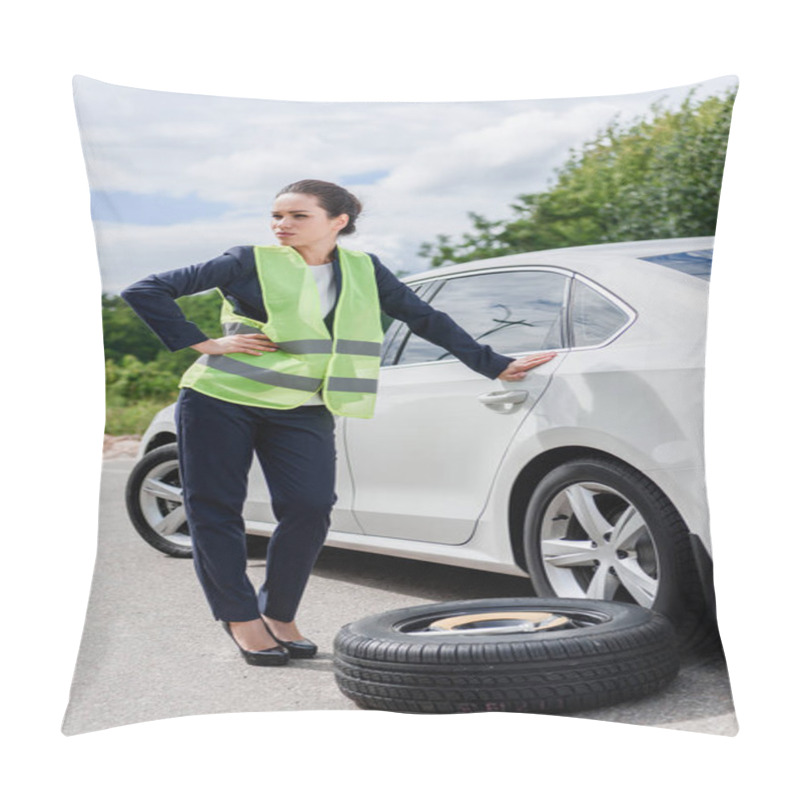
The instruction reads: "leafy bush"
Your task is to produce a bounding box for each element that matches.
[105,355,179,403]
[105,399,175,437]
[102,290,224,432]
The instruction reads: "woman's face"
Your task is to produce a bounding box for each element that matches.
[271,193,348,249]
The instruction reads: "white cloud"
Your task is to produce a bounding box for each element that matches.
[379,103,615,195]
[73,75,738,291]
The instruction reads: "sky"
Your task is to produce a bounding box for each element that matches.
[74,74,738,293]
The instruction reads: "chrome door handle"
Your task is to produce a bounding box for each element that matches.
[477,390,529,406]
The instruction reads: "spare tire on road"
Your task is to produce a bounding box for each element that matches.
[333,597,679,714]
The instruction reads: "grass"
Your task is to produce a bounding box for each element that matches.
[105,397,176,436]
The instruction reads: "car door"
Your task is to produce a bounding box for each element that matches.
[242,418,361,532]
[343,267,570,545]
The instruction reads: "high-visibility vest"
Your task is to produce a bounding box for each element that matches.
[179,245,384,418]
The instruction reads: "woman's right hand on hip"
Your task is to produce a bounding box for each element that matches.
[191,334,279,356]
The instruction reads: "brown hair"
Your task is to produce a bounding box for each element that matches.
[277,179,363,236]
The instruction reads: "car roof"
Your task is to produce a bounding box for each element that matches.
[405,236,715,289]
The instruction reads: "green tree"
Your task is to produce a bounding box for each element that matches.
[419,87,736,266]
[105,354,179,403]
[102,289,225,433]
[102,293,163,363]
[103,290,223,366]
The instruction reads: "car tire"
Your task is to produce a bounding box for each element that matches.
[125,443,193,558]
[333,597,679,714]
[523,457,708,643]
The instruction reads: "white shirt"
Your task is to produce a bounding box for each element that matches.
[304,262,335,405]
[308,261,336,318]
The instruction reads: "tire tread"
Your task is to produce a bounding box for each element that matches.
[333,599,679,714]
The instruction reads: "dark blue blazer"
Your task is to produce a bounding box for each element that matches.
[121,245,513,380]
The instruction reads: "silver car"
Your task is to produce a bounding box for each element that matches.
[126,236,716,634]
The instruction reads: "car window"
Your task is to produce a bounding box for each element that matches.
[380,280,441,364]
[390,270,568,366]
[570,279,631,347]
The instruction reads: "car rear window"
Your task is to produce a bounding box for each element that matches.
[638,249,713,281]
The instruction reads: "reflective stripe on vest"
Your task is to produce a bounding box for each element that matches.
[196,354,324,392]
[223,321,381,357]
[179,245,384,418]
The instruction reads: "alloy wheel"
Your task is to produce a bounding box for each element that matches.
[538,481,660,608]
[137,457,190,550]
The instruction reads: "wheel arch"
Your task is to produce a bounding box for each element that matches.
[144,431,177,454]
[506,446,672,572]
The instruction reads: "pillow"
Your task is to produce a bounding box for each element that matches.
[64,74,738,735]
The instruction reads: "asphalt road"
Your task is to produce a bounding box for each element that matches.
[62,458,738,736]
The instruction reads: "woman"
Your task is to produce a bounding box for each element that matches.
[122,179,555,666]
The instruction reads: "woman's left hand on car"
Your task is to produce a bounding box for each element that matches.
[497,352,557,381]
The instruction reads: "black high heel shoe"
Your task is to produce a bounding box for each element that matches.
[221,621,290,666]
[262,619,318,659]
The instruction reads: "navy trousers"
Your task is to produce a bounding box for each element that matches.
[175,388,337,623]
